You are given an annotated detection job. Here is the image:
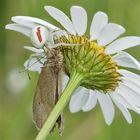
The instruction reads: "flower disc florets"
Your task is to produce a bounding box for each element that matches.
[59,35,121,93]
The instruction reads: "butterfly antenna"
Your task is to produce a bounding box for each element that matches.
[19,54,46,74]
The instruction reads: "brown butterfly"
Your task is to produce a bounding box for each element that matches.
[29,27,73,134]
[32,47,64,134]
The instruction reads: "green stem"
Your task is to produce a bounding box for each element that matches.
[35,71,83,140]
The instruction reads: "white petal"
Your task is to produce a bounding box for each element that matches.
[82,90,97,112]
[110,93,132,123]
[117,84,140,114]
[119,69,140,86]
[90,11,108,40]
[98,23,125,46]
[123,80,140,96]
[116,89,140,114]
[70,6,87,36]
[122,78,140,92]
[69,87,89,113]
[12,16,59,30]
[5,24,31,36]
[24,46,44,53]
[105,36,140,54]
[44,6,76,35]
[12,17,36,29]
[97,92,115,125]
[111,91,134,110]
[122,84,140,107]
[115,88,140,114]
[24,57,44,72]
[113,51,140,70]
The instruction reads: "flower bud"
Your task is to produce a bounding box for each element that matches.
[31,25,49,48]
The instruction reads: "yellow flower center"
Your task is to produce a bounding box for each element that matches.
[58,35,121,93]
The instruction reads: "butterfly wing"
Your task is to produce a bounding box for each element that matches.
[32,61,64,133]
[32,62,57,129]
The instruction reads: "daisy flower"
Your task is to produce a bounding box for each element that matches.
[6,5,140,140]
[44,6,140,125]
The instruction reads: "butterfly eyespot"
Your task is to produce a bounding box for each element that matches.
[31,25,49,49]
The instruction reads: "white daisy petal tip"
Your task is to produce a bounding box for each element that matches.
[69,105,78,113]
[44,5,76,35]
[70,6,87,36]
[44,5,52,9]
[11,16,37,29]
[69,87,89,113]
[98,23,125,46]
[11,16,22,22]
[96,11,107,15]
[105,36,140,54]
[128,120,132,124]
[5,24,31,36]
[5,24,11,29]
[110,93,132,124]
[117,83,140,115]
[12,15,59,31]
[97,93,115,125]
[106,120,113,125]
[90,11,108,40]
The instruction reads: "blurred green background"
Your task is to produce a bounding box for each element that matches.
[1,0,140,140]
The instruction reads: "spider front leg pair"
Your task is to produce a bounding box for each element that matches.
[49,30,82,48]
